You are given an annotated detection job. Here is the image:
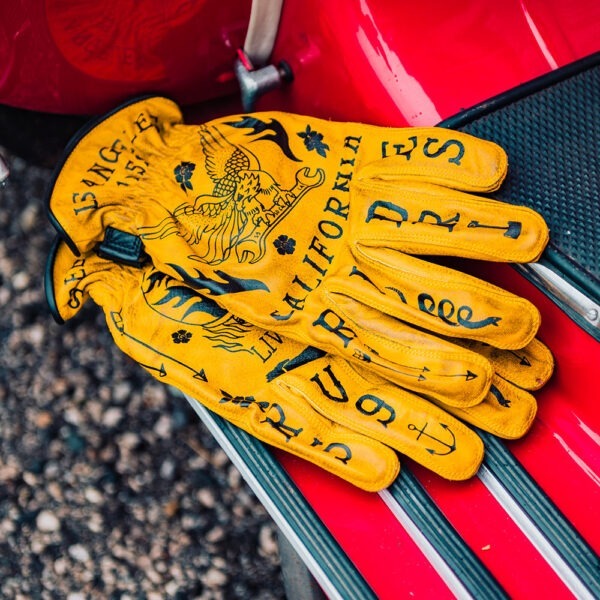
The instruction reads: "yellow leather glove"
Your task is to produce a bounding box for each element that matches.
[46,238,552,491]
[47,96,550,410]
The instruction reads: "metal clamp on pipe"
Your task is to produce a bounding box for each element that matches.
[0,153,9,185]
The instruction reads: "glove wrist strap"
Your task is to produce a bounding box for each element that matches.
[96,226,147,267]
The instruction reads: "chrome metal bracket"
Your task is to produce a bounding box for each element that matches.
[234,51,293,112]
[517,262,600,336]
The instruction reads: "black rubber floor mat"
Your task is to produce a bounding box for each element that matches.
[440,53,599,341]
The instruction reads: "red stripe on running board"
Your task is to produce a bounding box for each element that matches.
[409,461,576,598]
[279,448,576,598]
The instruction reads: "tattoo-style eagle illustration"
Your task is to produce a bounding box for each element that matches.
[139,124,284,265]
[139,118,326,267]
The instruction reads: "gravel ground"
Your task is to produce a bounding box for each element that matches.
[0,136,286,598]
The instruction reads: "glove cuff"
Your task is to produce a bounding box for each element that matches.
[46,94,183,256]
[45,236,131,324]
[45,236,76,324]
[96,226,148,267]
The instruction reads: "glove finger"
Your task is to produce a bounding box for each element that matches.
[353,180,548,263]
[452,337,554,391]
[314,291,494,408]
[282,357,484,481]
[358,130,507,193]
[326,250,541,350]
[441,375,538,440]
[125,338,401,493]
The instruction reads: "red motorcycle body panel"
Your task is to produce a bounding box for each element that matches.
[0,0,251,114]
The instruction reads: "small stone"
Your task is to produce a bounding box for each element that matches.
[160,458,176,480]
[258,524,278,557]
[154,414,172,438]
[181,515,198,531]
[1,518,16,535]
[0,288,9,307]
[228,466,242,489]
[54,557,68,575]
[31,537,46,553]
[112,381,132,403]
[84,487,103,504]
[26,323,44,347]
[102,407,123,427]
[163,499,179,518]
[205,526,225,543]
[212,449,230,469]
[19,204,38,232]
[46,481,63,500]
[203,566,228,588]
[165,581,179,596]
[68,544,90,562]
[22,471,38,486]
[36,510,60,533]
[64,407,82,425]
[117,432,140,450]
[155,560,168,574]
[65,429,86,454]
[35,411,53,428]
[0,464,19,482]
[196,488,216,508]
[112,544,131,560]
[87,512,104,533]
[12,271,29,290]
[144,383,167,405]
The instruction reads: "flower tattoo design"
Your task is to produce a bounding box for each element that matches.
[172,329,192,344]
[273,234,296,255]
[174,161,196,193]
[298,125,330,157]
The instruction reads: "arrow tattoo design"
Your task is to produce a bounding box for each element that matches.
[110,311,208,382]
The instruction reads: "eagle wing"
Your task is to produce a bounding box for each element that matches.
[198,125,260,197]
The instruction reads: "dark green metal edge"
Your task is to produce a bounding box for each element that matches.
[518,259,599,342]
[388,468,509,599]
[440,53,599,131]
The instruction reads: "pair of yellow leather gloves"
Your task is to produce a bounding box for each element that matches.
[46,96,553,491]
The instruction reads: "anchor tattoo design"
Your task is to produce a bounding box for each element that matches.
[407,421,457,455]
